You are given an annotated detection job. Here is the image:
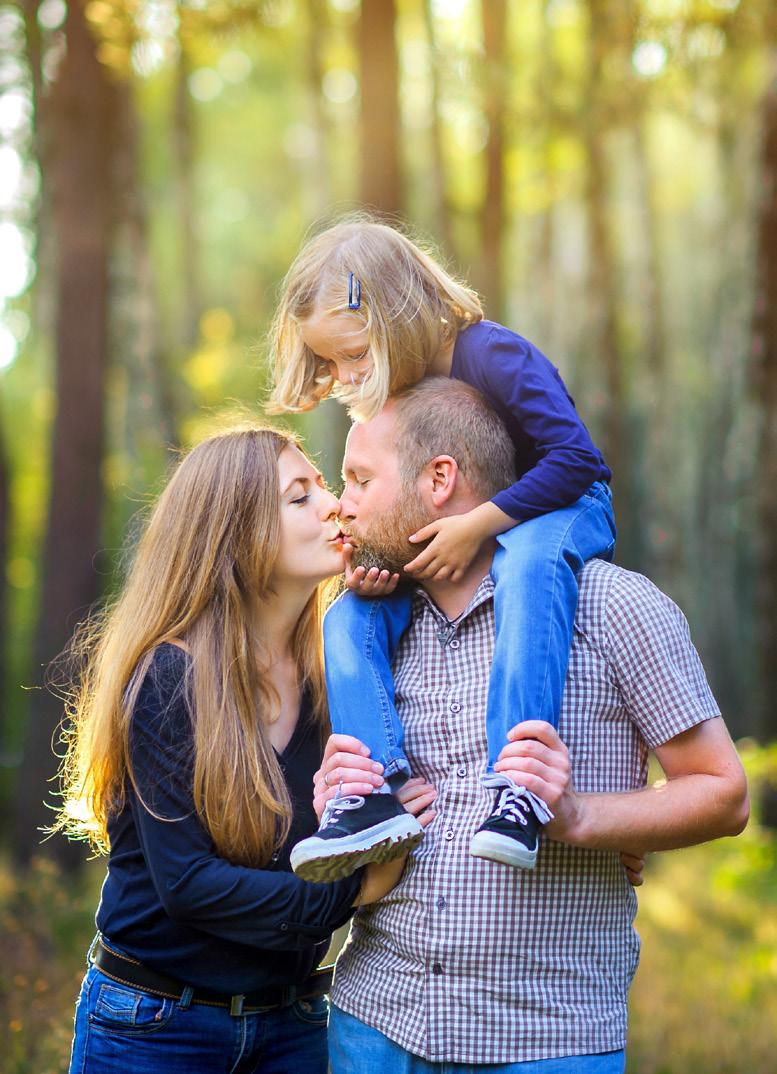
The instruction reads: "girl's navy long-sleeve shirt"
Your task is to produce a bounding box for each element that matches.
[96,643,360,994]
[450,321,611,521]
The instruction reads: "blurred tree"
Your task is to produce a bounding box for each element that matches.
[422,0,453,255]
[359,0,401,213]
[750,57,777,745]
[480,0,508,322]
[173,33,201,353]
[13,0,119,869]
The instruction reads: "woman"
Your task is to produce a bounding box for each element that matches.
[56,425,435,1074]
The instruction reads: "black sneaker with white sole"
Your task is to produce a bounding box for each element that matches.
[469,786,542,869]
[290,790,424,883]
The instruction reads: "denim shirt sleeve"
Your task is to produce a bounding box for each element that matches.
[126,648,360,951]
[470,327,605,521]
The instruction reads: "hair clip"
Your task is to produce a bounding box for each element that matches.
[348,272,361,310]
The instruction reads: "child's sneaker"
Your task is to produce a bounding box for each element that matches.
[469,786,543,869]
[290,789,424,883]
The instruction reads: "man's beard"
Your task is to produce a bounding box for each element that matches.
[347,488,433,578]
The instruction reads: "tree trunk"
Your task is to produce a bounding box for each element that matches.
[480,0,508,322]
[359,0,401,215]
[582,0,630,560]
[422,0,453,255]
[750,75,777,743]
[304,0,332,220]
[174,41,201,350]
[13,0,118,869]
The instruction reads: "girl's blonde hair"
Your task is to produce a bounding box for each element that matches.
[54,426,332,868]
[267,214,483,421]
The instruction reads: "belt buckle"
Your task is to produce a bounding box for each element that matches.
[230,994,246,1016]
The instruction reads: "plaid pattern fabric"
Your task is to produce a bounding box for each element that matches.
[332,560,720,1064]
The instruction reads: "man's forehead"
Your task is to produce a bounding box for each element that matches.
[344,408,398,470]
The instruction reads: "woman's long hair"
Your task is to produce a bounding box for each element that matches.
[55,426,332,868]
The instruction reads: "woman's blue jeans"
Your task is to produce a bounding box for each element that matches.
[324,483,616,784]
[68,964,329,1074]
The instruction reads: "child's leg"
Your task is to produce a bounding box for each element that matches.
[470,483,615,868]
[323,590,414,787]
[486,481,616,770]
[290,588,423,885]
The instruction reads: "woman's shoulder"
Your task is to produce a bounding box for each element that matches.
[132,642,191,724]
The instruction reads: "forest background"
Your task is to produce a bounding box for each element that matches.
[1,0,776,1071]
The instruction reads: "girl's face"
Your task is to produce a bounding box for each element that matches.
[271,445,345,587]
[300,310,372,386]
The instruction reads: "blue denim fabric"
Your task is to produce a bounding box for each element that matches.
[68,965,329,1074]
[324,484,615,781]
[329,1005,626,1074]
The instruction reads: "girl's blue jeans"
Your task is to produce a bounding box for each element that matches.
[68,964,329,1074]
[324,482,616,785]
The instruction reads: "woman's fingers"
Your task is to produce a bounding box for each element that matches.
[321,734,372,759]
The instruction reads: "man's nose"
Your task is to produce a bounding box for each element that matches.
[338,490,355,519]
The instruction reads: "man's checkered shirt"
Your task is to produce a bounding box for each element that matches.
[331,560,720,1064]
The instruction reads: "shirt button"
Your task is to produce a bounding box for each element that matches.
[436,896,447,909]
[432,963,444,975]
[457,765,466,778]
[450,701,461,713]
[449,639,460,649]
[444,829,454,841]
[280,923,289,932]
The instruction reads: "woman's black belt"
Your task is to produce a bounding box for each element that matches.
[92,937,334,1016]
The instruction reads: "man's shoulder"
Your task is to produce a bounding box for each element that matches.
[575,559,685,645]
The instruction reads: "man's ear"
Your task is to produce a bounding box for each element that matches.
[422,455,459,508]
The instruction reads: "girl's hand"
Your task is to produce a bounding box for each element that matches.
[343,542,400,596]
[404,513,485,581]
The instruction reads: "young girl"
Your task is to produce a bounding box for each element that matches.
[271,216,616,880]
[55,425,434,1074]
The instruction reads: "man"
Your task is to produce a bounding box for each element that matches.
[316,378,748,1072]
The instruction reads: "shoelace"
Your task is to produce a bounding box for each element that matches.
[319,787,366,830]
[493,787,532,827]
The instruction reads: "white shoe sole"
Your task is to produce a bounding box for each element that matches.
[291,816,424,883]
[469,831,538,869]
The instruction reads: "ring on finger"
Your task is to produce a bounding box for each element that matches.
[324,771,332,788]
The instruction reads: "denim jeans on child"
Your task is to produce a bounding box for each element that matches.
[328,1004,626,1074]
[324,482,616,785]
[68,964,329,1074]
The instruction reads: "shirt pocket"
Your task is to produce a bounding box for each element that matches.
[89,980,174,1036]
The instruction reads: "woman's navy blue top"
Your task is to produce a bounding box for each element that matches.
[96,643,360,993]
[451,320,611,521]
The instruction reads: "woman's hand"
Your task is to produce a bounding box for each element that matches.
[343,543,400,596]
[620,851,646,887]
[313,734,385,820]
[395,776,437,827]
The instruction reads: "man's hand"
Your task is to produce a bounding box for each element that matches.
[404,512,485,581]
[495,721,647,886]
[343,542,400,596]
[494,720,575,820]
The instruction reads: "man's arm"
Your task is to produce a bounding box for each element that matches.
[497,716,749,856]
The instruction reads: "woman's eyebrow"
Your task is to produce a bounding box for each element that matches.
[280,475,309,496]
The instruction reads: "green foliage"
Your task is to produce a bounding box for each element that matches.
[0,856,103,1074]
[627,743,777,1073]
